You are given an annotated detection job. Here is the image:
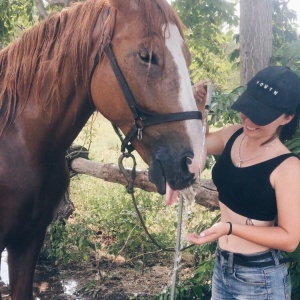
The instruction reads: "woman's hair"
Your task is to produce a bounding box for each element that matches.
[278,103,300,142]
[261,103,300,145]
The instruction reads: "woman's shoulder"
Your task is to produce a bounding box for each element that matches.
[271,151,300,183]
[206,124,242,156]
[225,124,243,134]
[277,152,300,168]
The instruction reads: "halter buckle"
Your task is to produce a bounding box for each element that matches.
[137,127,143,140]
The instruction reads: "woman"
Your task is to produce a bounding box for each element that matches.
[187,66,300,300]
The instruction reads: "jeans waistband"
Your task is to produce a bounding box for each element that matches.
[216,246,292,268]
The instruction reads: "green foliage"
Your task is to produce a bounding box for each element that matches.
[97,190,176,257]
[48,219,99,265]
[270,1,300,75]
[68,176,178,260]
[209,85,244,127]
[282,245,300,300]
[285,128,300,155]
[76,113,97,151]
[229,0,300,75]
[154,259,213,300]
[172,0,239,87]
[74,280,99,298]
[271,40,300,75]
[0,0,34,48]
[272,0,299,50]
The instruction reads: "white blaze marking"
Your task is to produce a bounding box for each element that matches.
[165,23,203,178]
[165,24,194,111]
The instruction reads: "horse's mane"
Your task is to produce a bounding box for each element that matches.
[137,0,185,40]
[0,0,184,132]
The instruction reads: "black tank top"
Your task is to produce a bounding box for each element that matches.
[212,128,298,221]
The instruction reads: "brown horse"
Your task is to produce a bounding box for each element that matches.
[0,0,203,298]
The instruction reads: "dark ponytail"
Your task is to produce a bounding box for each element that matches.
[279,103,300,142]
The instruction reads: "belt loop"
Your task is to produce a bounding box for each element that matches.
[227,252,234,273]
[271,249,280,266]
[217,247,223,265]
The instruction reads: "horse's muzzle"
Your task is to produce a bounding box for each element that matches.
[148,148,197,195]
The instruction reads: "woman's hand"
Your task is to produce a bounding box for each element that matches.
[192,79,209,112]
[186,222,230,245]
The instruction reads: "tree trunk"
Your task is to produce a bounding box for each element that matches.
[39,189,75,259]
[240,0,273,85]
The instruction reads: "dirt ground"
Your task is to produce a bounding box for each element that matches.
[29,251,195,300]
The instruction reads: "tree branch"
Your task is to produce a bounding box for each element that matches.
[45,0,71,7]
[70,157,219,210]
[34,0,48,19]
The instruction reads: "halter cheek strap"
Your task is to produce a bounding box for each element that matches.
[103,42,202,153]
[88,7,202,154]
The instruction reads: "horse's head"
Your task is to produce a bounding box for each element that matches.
[91,0,204,204]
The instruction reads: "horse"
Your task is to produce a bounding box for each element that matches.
[0,0,203,298]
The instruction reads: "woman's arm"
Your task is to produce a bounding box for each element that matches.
[192,80,242,156]
[206,125,242,156]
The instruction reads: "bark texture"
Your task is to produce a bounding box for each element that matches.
[34,0,72,19]
[240,0,273,85]
[71,157,219,210]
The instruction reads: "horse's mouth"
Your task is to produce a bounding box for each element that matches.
[149,158,194,205]
[165,182,180,205]
[150,159,167,195]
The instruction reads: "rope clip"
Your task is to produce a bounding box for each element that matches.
[118,152,137,194]
[137,127,143,140]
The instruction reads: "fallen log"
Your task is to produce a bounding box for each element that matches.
[70,157,219,211]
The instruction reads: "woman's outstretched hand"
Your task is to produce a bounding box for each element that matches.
[186,222,230,245]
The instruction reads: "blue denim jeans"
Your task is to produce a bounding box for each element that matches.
[211,246,291,300]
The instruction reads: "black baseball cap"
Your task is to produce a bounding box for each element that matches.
[231,66,300,126]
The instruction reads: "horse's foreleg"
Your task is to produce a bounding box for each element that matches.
[7,229,47,300]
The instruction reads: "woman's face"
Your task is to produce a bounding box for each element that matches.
[239,112,293,139]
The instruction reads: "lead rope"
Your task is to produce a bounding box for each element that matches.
[118,152,195,253]
[118,152,174,252]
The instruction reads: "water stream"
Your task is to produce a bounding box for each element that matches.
[169,116,207,298]
[0,250,9,285]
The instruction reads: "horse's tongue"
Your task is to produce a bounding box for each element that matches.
[165,183,179,205]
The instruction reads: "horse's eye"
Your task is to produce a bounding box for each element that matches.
[139,48,158,65]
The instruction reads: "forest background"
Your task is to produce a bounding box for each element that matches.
[1,0,300,299]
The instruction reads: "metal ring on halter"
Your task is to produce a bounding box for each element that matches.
[118,152,137,194]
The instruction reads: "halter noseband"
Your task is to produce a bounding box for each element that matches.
[89,32,202,154]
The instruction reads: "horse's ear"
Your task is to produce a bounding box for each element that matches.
[108,0,139,13]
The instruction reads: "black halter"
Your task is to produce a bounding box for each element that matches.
[90,40,202,153]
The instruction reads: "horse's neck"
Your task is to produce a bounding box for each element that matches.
[1,5,110,152]
[21,73,95,154]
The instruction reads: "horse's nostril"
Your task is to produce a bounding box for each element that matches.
[180,155,193,177]
[186,157,192,165]
[182,153,199,181]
